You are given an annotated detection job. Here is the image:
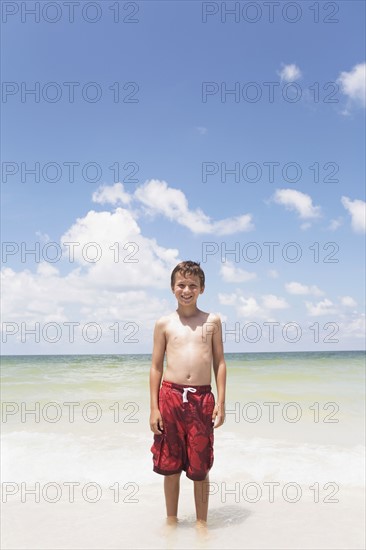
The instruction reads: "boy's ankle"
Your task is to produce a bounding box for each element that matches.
[166,515,178,525]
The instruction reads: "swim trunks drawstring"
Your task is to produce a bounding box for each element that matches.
[182,387,197,403]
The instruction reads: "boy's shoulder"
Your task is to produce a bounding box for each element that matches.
[154,313,175,329]
[203,311,222,326]
[206,311,221,321]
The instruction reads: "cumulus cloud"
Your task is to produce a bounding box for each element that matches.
[220,261,256,283]
[1,174,259,352]
[91,180,254,235]
[218,291,289,318]
[337,62,366,108]
[1,206,181,352]
[237,296,264,318]
[92,182,132,206]
[37,262,60,278]
[135,179,254,235]
[340,296,357,308]
[272,189,321,219]
[300,222,312,231]
[35,231,51,243]
[59,207,179,288]
[285,282,324,296]
[218,293,238,306]
[305,299,337,316]
[277,63,302,82]
[327,218,343,231]
[267,269,279,279]
[339,314,366,340]
[341,196,366,233]
[261,294,289,309]
[1,261,169,348]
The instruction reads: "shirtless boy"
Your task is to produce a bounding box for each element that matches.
[149,260,226,529]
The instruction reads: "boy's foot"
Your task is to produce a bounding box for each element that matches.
[195,519,209,537]
[161,516,179,537]
[166,516,179,527]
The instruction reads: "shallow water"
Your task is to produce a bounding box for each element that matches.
[1,352,365,548]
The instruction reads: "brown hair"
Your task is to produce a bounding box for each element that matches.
[170,261,205,289]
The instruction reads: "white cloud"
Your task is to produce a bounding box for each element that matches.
[134,179,254,235]
[92,182,132,206]
[1,262,169,338]
[267,269,279,279]
[272,189,322,219]
[218,292,266,318]
[337,62,366,108]
[327,217,343,231]
[220,261,256,283]
[59,207,179,288]
[285,282,324,296]
[277,63,302,82]
[210,216,254,235]
[340,296,357,308]
[1,207,181,350]
[91,180,254,235]
[218,290,288,318]
[261,294,289,309]
[37,262,60,278]
[305,299,337,316]
[35,231,51,243]
[300,222,312,231]
[1,266,69,325]
[339,314,366,339]
[341,196,366,233]
[218,293,238,306]
[196,126,207,135]
[237,296,264,318]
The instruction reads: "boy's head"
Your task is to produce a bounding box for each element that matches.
[170,261,205,291]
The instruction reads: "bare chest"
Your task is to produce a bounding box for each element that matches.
[166,324,212,349]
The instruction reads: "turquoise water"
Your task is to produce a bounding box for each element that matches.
[1,351,365,488]
[1,350,364,402]
[1,351,365,550]
[1,350,364,421]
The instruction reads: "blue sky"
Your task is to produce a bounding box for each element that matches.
[1,0,365,354]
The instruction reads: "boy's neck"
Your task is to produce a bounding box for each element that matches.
[176,304,200,318]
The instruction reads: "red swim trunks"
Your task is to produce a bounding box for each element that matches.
[151,380,215,481]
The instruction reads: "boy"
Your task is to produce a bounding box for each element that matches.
[149,260,226,530]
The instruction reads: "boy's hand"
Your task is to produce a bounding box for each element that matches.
[212,403,225,428]
[150,408,164,434]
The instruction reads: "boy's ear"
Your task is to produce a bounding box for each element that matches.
[200,286,205,294]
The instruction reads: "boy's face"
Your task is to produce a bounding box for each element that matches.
[172,271,204,307]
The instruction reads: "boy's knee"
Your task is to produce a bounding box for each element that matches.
[166,472,181,481]
[193,474,209,484]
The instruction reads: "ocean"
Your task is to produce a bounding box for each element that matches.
[1,351,365,549]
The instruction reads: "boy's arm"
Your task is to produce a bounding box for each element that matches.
[149,319,166,433]
[212,314,226,428]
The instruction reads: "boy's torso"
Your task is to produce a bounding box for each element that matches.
[163,310,218,385]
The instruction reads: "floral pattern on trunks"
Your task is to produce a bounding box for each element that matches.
[151,381,215,481]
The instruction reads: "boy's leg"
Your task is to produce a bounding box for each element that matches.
[193,473,210,524]
[164,472,182,521]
